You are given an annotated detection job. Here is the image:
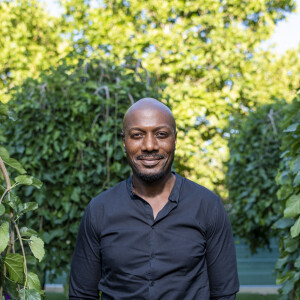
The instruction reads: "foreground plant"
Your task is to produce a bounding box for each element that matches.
[0,103,44,299]
[274,93,300,299]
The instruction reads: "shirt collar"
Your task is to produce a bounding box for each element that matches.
[126,172,183,203]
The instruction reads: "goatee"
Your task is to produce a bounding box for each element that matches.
[135,171,166,183]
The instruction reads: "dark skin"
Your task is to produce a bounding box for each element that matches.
[122,98,177,219]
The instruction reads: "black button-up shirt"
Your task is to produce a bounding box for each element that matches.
[69,173,239,299]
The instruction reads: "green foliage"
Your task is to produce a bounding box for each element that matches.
[227,102,284,251]
[2,0,299,196]
[227,93,300,297]
[274,93,300,298]
[0,104,45,299]
[1,54,160,282]
[58,0,300,196]
[0,0,71,103]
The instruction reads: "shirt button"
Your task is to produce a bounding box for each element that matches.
[150,281,155,286]
[151,253,155,259]
[151,225,154,229]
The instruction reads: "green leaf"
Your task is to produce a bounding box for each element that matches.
[0,221,9,253]
[28,272,43,294]
[0,103,9,116]
[28,236,45,262]
[272,218,294,229]
[2,157,26,174]
[276,272,289,285]
[19,288,41,300]
[295,255,300,268]
[41,228,64,243]
[22,202,38,213]
[284,238,298,253]
[284,123,299,132]
[20,227,38,237]
[284,194,300,218]
[294,172,300,186]
[0,203,5,216]
[2,277,19,299]
[281,279,294,295]
[290,216,300,238]
[292,157,300,174]
[0,146,10,160]
[4,253,24,284]
[15,175,33,185]
[4,192,22,213]
[275,255,289,269]
[32,177,42,189]
[70,187,81,202]
[15,175,42,189]
[85,81,98,89]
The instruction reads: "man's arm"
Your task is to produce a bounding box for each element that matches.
[69,202,101,300]
[205,197,239,300]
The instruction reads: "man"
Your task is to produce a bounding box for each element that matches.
[69,98,239,299]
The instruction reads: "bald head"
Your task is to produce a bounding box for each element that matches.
[123,98,176,134]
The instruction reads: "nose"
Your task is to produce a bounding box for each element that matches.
[142,133,158,152]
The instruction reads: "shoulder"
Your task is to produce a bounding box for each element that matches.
[176,174,224,225]
[179,174,220,205]
[89,178,129,210]
[82,178,129,232]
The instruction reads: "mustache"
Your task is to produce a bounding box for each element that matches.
[137,154,165,160]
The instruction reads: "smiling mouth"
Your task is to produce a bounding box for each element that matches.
[140,158,161,167]
[137,155,164,167]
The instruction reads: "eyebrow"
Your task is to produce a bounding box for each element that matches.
[128,126,172,132]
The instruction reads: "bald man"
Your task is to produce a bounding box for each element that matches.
[69,98,239,300]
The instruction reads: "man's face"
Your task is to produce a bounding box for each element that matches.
[123,107,177,183]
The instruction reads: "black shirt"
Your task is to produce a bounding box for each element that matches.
[69,173,239,299]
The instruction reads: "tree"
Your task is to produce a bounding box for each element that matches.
[57,0,300,196]
[1,0,300,196]
[1,53,160,282]
[0,0,71,103]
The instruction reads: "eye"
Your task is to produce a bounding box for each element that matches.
[156,131,168,138]
[131,132,143,139]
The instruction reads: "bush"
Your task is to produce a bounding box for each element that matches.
[274,93,300,298]
[1,54,160,284]
[227,101,284,252]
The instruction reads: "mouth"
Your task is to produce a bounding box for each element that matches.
[137,155,165,167]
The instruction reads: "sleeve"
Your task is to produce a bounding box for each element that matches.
[205,197,239,300]
[69,201,102,300]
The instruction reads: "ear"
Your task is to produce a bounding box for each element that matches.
[122,131,126,152]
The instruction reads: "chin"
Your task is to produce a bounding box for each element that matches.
[135,170,166,183]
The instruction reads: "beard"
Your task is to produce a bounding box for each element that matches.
[134,170,166,183]
[128,149,175,184]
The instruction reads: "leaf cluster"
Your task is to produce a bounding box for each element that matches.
[57,0,300,196]
[274,93,300,297]
[226,93,300,297]
[1,54,160,282]
[227,101,284,251]
[0,103,45,299]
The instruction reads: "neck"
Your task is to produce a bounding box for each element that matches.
[132,172,175,198]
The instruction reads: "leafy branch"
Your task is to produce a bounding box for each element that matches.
[0,104,45,300]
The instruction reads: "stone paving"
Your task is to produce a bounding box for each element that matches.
[239,285,280,294]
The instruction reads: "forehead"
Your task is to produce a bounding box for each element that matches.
[124,107,175,131]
